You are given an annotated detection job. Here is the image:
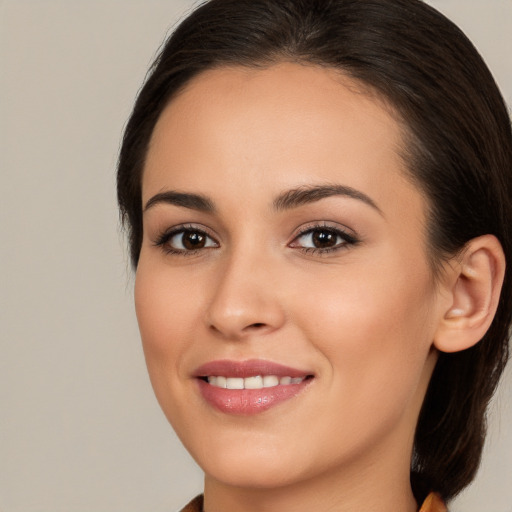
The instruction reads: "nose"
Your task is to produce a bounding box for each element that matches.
[205,250,286,340]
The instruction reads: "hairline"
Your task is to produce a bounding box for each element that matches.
[139,57,447,279]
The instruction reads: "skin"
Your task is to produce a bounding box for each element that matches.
[135,63,456,512]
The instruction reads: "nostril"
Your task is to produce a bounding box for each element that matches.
[248,323,266,329]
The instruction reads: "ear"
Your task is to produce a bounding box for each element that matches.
[434,235,506,353]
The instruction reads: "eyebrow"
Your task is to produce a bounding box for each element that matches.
[143,191,215,213]
[273,184,382,214]
[143,184,381,216]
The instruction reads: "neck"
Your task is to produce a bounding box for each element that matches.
[202,348,437,512]
[203,444,418,512]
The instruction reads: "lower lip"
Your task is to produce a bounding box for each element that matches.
[197,379,312,415]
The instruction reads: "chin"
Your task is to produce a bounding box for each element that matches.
[202,453,305,489]
[182,428,310,489]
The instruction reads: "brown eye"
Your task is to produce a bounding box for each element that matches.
[291,226,357,253]
[166,229,218,252]
[182,231,206,250]
[311,230,338,248]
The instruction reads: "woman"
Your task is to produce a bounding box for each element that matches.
[117,0,512,510]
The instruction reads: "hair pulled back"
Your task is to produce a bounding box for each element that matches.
[117,0,512,502]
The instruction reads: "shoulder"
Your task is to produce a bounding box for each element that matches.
[178,494,203,512]
[419,493,447,512]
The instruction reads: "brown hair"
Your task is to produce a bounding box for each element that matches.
[117,0,512,503]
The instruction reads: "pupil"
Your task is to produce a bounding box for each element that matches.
[183,231,205,250]
[312,230,337,248]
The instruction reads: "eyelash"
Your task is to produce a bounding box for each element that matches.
[153,223,359,257]
[153,224,218,256]
[290,223,359,255]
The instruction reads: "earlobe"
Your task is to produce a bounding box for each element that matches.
[434,235,506,354]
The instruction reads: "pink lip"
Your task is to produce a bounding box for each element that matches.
[194,359,314,415]
[194,359,310,378]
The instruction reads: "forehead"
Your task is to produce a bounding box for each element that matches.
[149,63,402,159]
[144,62,423,218]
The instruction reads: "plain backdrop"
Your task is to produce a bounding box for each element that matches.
[1,1,511,511]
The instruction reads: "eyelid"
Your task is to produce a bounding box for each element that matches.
[290,221,357,241]
[288,221,359,252]
[152,223,220,254]
[151,221,358,256]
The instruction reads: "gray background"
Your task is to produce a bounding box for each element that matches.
[1,1,511,511]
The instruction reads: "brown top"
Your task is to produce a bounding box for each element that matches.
[180,495,203,512]
[419,493,447,512]
[179,492,447,512]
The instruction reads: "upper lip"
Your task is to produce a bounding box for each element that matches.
[193,359,313,378]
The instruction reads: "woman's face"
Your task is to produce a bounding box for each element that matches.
[135,63,447,491]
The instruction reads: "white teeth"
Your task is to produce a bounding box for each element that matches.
[216,376,227,388]
[244,376,263,389]
[226,377,244,390]
[206,375,306,389]
[263,375,279,387]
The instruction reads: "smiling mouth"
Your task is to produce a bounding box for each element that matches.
[195,360,315,414]
[202,375,312,389]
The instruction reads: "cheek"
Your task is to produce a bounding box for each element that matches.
[292,257,437,404]
[134,260,210,433]
[134,261,202,379]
